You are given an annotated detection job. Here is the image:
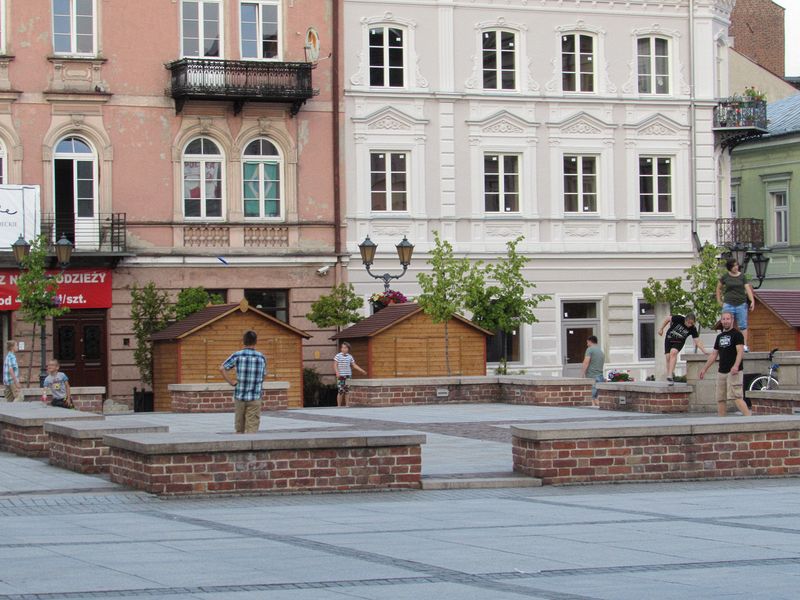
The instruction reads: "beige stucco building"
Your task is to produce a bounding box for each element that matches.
[343,0,738,378]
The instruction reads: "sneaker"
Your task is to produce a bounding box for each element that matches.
[666,376,674,384]
[744,345,750,353]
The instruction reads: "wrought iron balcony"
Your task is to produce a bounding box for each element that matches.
[713,99,768,149]
[716,218,764,249]
[41,213,127,254]
[167,58,316,115]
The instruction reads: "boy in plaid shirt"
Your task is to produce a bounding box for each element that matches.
[219,330,267,433]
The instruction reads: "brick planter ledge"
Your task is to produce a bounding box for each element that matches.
[105,430,426,496]
[0,404,104,457]
[597,381,691,413]
[17,387,106,413]
[512,415,800,485]
[749,390,800,415]
[168,382,290,412]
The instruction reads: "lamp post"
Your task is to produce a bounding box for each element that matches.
[358,235,414,292]
[11,234,73,386]
[722,243,770,289]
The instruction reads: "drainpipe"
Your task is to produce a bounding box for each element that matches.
[689,0,700,252]
[332,0,343,284]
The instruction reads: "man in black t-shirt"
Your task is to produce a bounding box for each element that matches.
[658,312,708,382]
[698,311,751,416]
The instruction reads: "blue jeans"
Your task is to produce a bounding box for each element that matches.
[592,374,604,399]
[722,302,748,330]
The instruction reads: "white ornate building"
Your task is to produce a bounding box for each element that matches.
[343,0,735,377]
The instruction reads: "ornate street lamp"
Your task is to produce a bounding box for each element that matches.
[747,248,770,289]
[358,235,415,292]
[11,235,30,265]
[55,234,74,269]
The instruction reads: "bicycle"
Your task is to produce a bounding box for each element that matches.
[748,347,780,392]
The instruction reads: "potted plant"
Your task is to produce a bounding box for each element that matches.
[369,289,408,312]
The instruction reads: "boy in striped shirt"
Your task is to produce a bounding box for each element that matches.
[333,342,366,407]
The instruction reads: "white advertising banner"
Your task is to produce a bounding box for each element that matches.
[0,185,39,247]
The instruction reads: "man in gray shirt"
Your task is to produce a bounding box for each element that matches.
[581,335,605,407]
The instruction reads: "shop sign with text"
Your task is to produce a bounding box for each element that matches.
[0,268,112,310]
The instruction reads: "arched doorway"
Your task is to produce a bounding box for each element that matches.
[53,136,98,250]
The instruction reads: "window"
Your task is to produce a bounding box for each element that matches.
[561,33,594,92]
[370,152,407,212]
[182,0,221,58]
[54,136,97,249]
[52,0,95,55]
[369,26,404,87]
[772,191,789,245]
[243,139,282,219]
[638,301,655,360]
[639,157,672,213]
[637,37,669,94]
[487,328,521,363]
[205,289,228,303]
[484,154,519,213]
[563,155,597,213]
[183,138,223,219]
[240,1,279,59]
[482,30,516,90]
[245,289,288,322]
[730,188,738,217]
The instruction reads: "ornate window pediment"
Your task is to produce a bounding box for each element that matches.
[554,112,613,136]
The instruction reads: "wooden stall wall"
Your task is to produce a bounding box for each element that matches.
[152,341,179,411]
[750,303,798,352]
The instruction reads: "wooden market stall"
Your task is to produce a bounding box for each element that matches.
[149,299,310,411]
[331,303,491,378]
[750,290,800,352]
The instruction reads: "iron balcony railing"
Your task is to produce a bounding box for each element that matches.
[713,99,768,131]
[167,58,316,115]
[41,213,127,253]
[716,218,764,249]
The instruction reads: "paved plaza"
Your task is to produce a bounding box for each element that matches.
[1,404,799,599]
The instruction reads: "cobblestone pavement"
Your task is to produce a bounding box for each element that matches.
[1,405,799,599]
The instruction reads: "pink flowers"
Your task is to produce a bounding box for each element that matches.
[370,290,408,306]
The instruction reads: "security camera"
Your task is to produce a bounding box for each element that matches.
[316,265,331,276]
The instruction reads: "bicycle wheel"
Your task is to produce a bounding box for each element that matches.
[749,376,779,392]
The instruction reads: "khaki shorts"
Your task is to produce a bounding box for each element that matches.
[715,371,743,403]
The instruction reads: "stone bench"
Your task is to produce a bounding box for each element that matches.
[749,390,800,415]
[105,430,426,496]
[512,415,800,485]
[6,386,107,413]
[168,382,290,412]
[597,382,691,413]
[45,420,169,474]
[0,404,104,457]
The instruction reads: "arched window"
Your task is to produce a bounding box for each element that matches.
[242,138,282,219]
[54,135,97,248]
[183,137,223,218]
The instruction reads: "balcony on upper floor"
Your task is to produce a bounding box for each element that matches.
[167,59,316,116]
[42,213,128,258]
[713,99,768,150]
[716,218,764,249]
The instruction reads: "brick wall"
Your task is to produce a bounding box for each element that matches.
[502,383,592,406]
[0,423,50,457]
[108,445,422,495]
[730,0,786,77]
[48,433,109,474]
[751,397,800,415]
[513,431,800,485]
[347,383,498,407]
[597,389,690,413]
[170,387,289,413]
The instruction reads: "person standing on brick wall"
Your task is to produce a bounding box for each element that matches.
[219,330,267,433]
[333,341,366,407]
[698,311,751,417]
[658,312,708,383]
[3,340,21,402]
[716,257,755,352]
[580,335,605,407]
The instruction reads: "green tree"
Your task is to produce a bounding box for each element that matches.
[467,236,550,374]
[15,236,69,385]
[130,282,173,386]
[174,287,225,321]
[641,276,689,313]
[684,242,723,329]
[306,283,364,332]
[416,231,484,376]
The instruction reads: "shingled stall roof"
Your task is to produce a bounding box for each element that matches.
[755,290,800,328]
[150,299,311,341]
[331,302,493,340]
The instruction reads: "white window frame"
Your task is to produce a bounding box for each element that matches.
[367,24,406,88]
[0,0,7,55]
[242,138,284,221]
[239,0,281,61]
[182,137,225,220]
[638,155,673,214]
[181,0,223,59]
[483,153,520,214]
[52,0,97,56]
[772,190,789,246]
[563,154,598,214]
[636,298,656,361]
[369,150,409,213]
[561,32,595,93]
[637,36,671,95]
[481,29,518,91]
